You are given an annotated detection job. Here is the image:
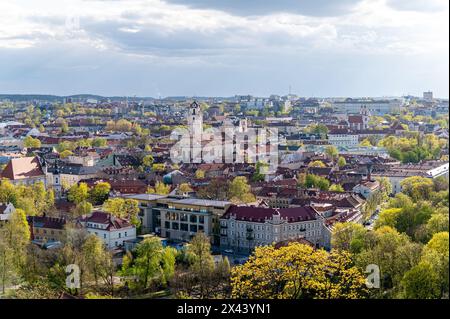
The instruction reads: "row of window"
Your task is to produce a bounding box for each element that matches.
[34,228,62,235]
[225,222,318,231]
[164,221,204,233]
[165,212,205,224]
[92,231,128,238]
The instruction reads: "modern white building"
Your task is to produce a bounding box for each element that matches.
[328,129,358,147]
[333,98,403,115]
[373,161,449,194]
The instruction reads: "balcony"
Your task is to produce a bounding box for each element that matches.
[220,224,228,229]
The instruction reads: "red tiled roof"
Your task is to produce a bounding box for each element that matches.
[79,211,133,230]
[222,205,318,222]
[0,156,45,180]
[348,115,364,124]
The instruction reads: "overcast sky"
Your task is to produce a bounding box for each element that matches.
[0,0,448,98]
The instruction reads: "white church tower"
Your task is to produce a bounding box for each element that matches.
[188,101,203,163]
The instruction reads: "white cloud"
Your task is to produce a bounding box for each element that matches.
[0,0,447,97]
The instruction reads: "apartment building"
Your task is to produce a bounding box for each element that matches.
[219,205,326,253]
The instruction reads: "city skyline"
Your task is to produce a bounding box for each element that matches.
[0,0,448,98]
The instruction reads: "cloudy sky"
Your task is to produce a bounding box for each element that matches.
[0,0,448,97]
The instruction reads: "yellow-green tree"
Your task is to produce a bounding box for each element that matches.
[228,176,255,203]
[23,136,41,148]
[231,243,367,299]
[308,160,326,168]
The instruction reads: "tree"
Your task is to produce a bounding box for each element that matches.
[421,232,449,296]
[92,138,107,147]
[195,169,205,179]
[71,201,93,218]
[152,163,165,172]
[304,174,330,191]
[359,139,372,147]
[59,150,73,159]
[82,235,115,294]
[401,262,440,299]
[120,237,176,292]
[252,161,269,182]
[82,235,106,289]
[331,222,367,253]
[308,160,326,168]
[400,176,434,201]
[186,232,215,298]
[0,208,30,293]
[0,179,18,206]
[329,184,344,192]
[142,155,154,168]
[325,145,338,161]
[89,182,111,205]
[197,178,230,200]
[426,213,449,236]
[337,156,347,168]
[68,183,89,204]
[178,183,193,195]
[231,243,367,299]
[354,226,420,294]
[154,181,171,195]
[174,233,231,298]
[103,198,140,227]
[228,176,255,203]
[23,136,41,148]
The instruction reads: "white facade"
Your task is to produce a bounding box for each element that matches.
[333,99,403,115]
[0,203,15,221]
[328,133,358,147]
[220,211,327,252]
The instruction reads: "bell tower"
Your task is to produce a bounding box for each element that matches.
[188,101,203,163]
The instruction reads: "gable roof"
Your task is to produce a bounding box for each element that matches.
[0,156,45,180]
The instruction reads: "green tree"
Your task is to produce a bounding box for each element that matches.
[71,201,93,218]
[0,208,30,293]
[324,145,338,161]
[142,155,154,168]
[120,237,176,292]
[401,262,440,299]
[103,198,140,226]
[228,176,255,203]
[329,184,344,192]
[195,169,205,179]
[337,156,347,168]
[23,136,41,148]
[154,181,171,195]
[68,183,89,204]
[89,182,111,205]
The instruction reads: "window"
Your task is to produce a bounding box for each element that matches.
[165,221,170,229]
[104,234,106,239]
[199,216,204,224]
[180,223,188,231]
[172,222,179,230]
[119,233,121,238]
[190,224,197,232]
[180,214,188,222]
[125,232,127,236]
[190,215,197,223]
